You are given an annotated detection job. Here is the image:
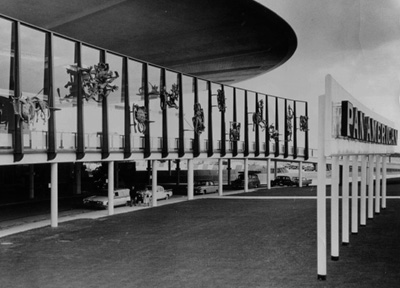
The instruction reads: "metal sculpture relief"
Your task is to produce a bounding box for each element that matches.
[192,103,205,134]
[11,91,50,126]
[59,63,119,103]
[131,104,147,134]
[80,63,119,102]
[216,89,226,112]
[136,82,160,97]
[252,99,267,131]
[286,105,294,141]
[229,121,241,141]
[299,115,309,131]
[160,84,179,110]
[268,124,279,141]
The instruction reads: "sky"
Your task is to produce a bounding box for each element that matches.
[238,0,400,149]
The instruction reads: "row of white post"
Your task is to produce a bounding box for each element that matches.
[318,154,388,279]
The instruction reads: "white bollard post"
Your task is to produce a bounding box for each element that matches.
[331,156,340,260]
[187,159,194,200]
[267,158,271,189]
[382,156,387,209]
[360,155,367,226]
[218,159,223,196]
[108,161,114,216]
[298,161,303,187]
[351,155,359,234]
[342,155,350,245]
[152,160,158,207]
[244,158,249,192]
[368,155,374,219]
[375,155,381,214]
[50,163,58,228]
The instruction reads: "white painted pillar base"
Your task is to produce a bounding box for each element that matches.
[331,156,339,260]
[360,156,367,226]
[382,156,387,209]
[342,155,350,245]
[187,159,194,200]
[244,158,249,192]
[298,161,303,188]
[108,161,114,216]
[267,158,271,189]
[152,160,158,207]
[375,155,381,214]
[351,155,359,234]
[368,155,374,219]
[50,163,58,228]
[218,159,223,196]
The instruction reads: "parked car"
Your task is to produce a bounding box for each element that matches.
[137,185,173,200]
[292,176,312,187]
[271,176,295,187]
[194,181,218,194]
[231,173,260,189]
[83,188,131,209]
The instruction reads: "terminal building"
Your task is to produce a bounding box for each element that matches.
[0,0,311,217]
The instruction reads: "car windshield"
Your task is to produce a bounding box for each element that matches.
[195,181,207,186]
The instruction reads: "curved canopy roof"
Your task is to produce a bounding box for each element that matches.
[1,0,297,84]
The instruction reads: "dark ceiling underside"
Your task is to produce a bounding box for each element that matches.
[1,0,297,84]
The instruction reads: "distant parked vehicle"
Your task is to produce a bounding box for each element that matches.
[137,185,173,200]
[194,181,218,194]
[271,176,295,187]
[231,172,260,189]
[83,188,131,209]
[292,176,312,187]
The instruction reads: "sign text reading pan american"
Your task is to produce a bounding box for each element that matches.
[341,101,398,145]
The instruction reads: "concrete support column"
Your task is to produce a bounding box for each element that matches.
[274,161,278,179]
[298,161,303,187]
[267,158,271,189]
[331,156,340,261]
[360,155,367,226]
[342,155,350,245]
[375,155,381,214]
[368,155,374,219]
[382,156,387,209]
[218,159,223,196]
[152,160,158,207]
[187,159,194,200]
[29,165,34,199]
[244,158,249,192]
[50,163,58,228]
[108,161,114,216]
[351,155,359,234]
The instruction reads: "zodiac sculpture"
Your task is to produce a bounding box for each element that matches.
[299,115,309,131]
[160,84,179,110]
[60,63,119,103]
[136,82,160,97]
[11,94,50,126]
[286,105,294,141]
[229,121,241,141]
[131,104,148,134]
[216,89,226,112]
[268,124,279,141]
[192,103,205,134]
[252,99,267,131]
